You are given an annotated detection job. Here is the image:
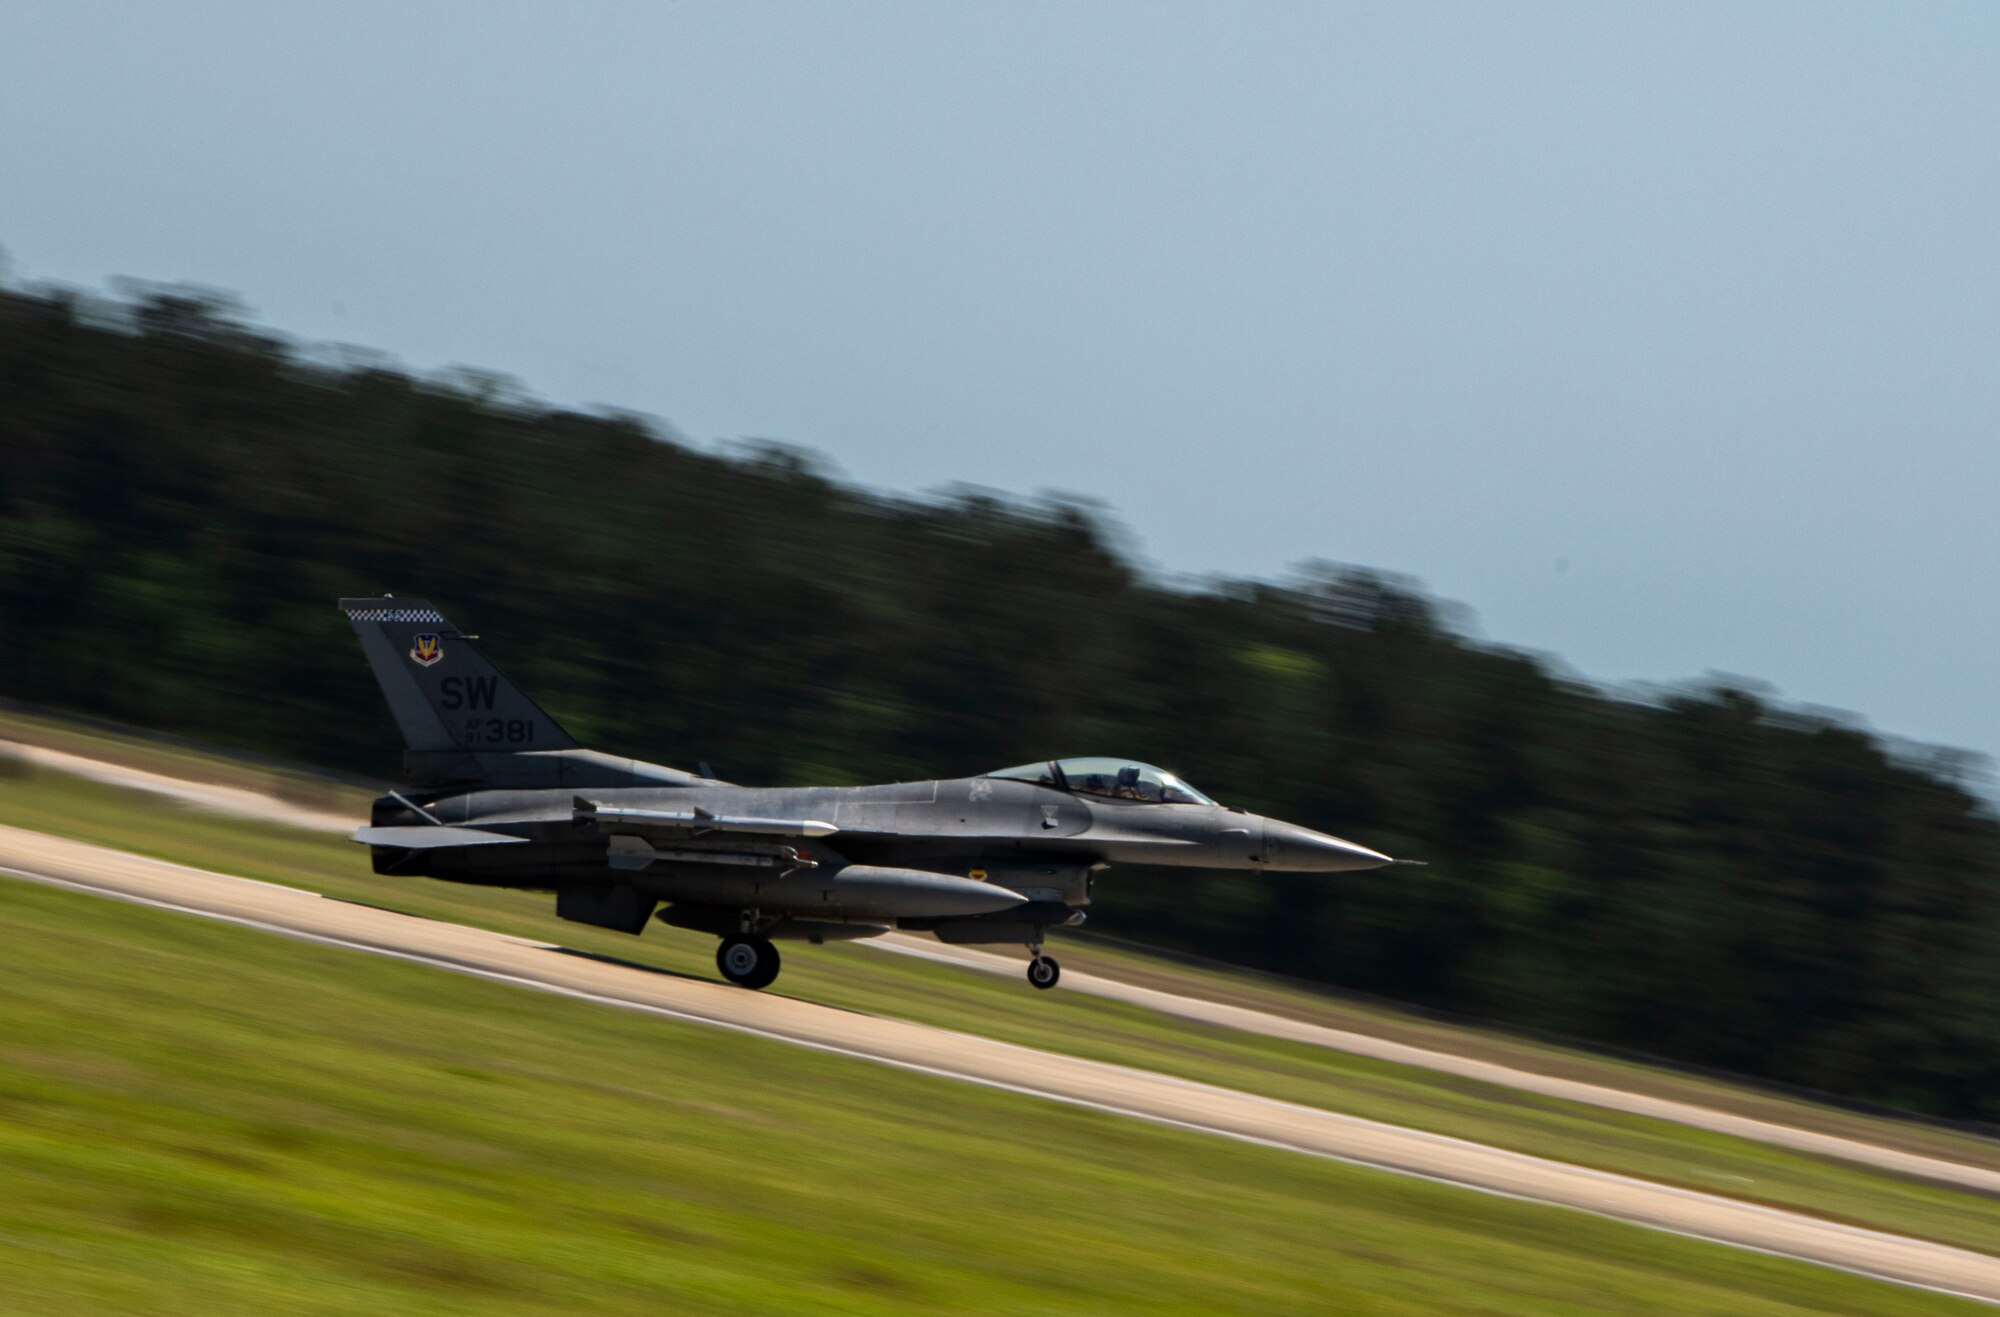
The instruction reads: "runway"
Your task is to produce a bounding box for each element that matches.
[868,935,2000,1196]
[4,823,1998,1306]
[0,739,359,834]
[21,733,1999,1196]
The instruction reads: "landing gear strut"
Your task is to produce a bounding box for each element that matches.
[1026,944,1060,990]
[717,934,781,990]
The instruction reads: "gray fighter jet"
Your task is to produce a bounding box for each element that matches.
[342,597,1396,990]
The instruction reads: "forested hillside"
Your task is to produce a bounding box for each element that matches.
[4,281,1997,1120]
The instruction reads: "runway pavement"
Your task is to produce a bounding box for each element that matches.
[3,823,1998,1306]
[868,936,2000,1196]
[0,739,357,833]
[13,734,2000,1194]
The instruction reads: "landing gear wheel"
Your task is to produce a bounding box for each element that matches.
[717,935,781,990]
[1027,955,1061,990]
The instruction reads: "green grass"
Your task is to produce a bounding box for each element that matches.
[5,759,2000,1267]
[0,876,1979,1315]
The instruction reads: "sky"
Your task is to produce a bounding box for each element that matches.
[4,3,1997,766]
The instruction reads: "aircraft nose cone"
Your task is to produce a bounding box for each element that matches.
[1262,819,1393,872]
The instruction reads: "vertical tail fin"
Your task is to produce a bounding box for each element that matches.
[339,597,577,755]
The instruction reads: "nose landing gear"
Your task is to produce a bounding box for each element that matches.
[717,933,781,989]
[1026,940,1061,990]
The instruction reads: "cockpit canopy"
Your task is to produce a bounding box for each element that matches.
[986,757,1215,806]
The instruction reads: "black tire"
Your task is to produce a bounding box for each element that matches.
[717,935,780,989]
[1027,955,1060,990]
[747,941,782,990]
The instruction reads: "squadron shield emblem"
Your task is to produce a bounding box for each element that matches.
[408,633,444,667]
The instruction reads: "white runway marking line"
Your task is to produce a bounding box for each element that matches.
[2,840,1999,1307]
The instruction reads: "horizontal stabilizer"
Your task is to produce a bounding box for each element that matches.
[352,825,530,849]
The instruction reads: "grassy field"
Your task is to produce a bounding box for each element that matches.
[5,757,2000,1268]
[0,875,1982,1316]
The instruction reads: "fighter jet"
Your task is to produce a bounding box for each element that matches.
[341,597,1397,991]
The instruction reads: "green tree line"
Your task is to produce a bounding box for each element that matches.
[3,282,1997,1120]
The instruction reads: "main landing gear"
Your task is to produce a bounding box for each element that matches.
[717,934,781,990]
[1026,944,1061,990]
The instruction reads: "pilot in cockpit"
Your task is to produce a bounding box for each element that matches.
[988,758,1214,806]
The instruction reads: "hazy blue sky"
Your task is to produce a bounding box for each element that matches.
[5,3,1997,765]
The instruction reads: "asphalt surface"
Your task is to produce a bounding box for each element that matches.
[4,824,1999,1305]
